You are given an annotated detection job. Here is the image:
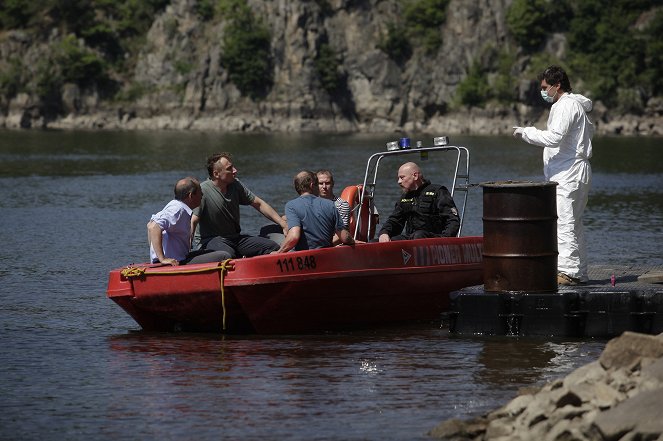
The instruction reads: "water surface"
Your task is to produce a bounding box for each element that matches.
[1,130,661,440]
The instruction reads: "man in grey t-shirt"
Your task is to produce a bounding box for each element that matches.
[192,152,288,258]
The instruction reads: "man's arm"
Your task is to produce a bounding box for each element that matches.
[378,202,405,242]
[252,196,288,234]
[436,188,460,237]
[147,220,179,266]
[275,226,301,253]
[190,214,199,248]
[336,228,355,246]
[519,103,576,147]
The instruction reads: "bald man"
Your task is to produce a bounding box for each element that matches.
[377,162,460,242]
[148,177,231,265]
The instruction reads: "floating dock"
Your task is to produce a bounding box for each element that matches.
[449,264,663,337]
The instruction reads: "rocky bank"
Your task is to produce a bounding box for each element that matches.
[1,0,661,136]
[430,331,663,441]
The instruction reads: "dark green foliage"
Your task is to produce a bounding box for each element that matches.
[403,0,449,53]
[220,0,273,100]
[0,0,40,29]
[493,51,518,104]
[2,1,168,61]
[34,59,63,105]
[505,0,551,53]
[315,43,342,93]
[565,0,662,107]
[454,47,518,106]
[456,63,490,107]
[2,0,663,111]
[642,10,663,93]
[0,58,24,98]
[195,0,216,20]
[378,23,412,64]
[56,35,109,86]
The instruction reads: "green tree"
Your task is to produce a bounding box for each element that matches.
[315,43,343,94]
[506,0,551,53]
[0,0,40,29]
[455,63,490,107]
[566,0,657,106]
[403,0,449,53]
[52,34,110,91]
[377,23,412,64]
[0,58,24,98]
[220,0,273,99]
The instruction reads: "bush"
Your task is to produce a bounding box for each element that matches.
[566,0,658,105]
[0,58,24,98]
[377,23,412,64]
[195,0,216,21]
[34,59,63,105]
[0,0,40,29]
[56,35,109,86]
[506,0,551,53]
[493,50,518,104]
[403,0,449,53]
[314,43,343,94]
[220,0,273,99]
[455,63,490,107]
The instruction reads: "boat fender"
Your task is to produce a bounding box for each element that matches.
[340,184,377,241]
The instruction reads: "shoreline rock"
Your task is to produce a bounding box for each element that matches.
[1,108,662,136]
[429,331,663,440]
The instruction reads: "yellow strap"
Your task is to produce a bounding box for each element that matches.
[217,259,233,331]
[120,259,235,331]
[120,267,146,278]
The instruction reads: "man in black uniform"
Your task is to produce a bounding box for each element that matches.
[377,162,459,242]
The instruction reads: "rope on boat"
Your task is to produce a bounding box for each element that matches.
[120,266,146,278]
[217,259,233,331]
[120,259,235,331]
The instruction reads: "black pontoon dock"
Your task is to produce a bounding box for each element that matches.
[449,264,663,338]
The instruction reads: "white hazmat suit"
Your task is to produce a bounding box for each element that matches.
[519,93,594,282]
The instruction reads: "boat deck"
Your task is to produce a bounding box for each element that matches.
[576,264,663,291]
[448,264,663,338]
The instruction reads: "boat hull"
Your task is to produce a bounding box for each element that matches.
[107,236,483,334]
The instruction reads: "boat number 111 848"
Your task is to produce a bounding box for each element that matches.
[276,256,317,272]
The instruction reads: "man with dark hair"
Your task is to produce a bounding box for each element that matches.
[378,162,459,242]
[275,171,354,253]
[513,65,594,286]
[192,152,287,258]
[148,177,230,265]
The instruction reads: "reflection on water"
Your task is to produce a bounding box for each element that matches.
[102,331,605,440]
[472,336,601,387]
[0,130,661,440]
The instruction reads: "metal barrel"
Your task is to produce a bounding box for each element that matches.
[481,181,558,293]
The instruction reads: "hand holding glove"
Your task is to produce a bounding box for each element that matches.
[512,126,524,138]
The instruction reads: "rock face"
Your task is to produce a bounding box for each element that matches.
[1,0,661,134]
[429,331,663,441]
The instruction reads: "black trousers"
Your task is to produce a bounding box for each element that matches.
[202,234,279,258]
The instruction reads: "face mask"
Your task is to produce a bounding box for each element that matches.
[540,85,556,103]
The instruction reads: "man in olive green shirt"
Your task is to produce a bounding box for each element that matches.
[192,152,288,258]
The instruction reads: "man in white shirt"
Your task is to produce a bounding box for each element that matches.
[513,65,594,285]
[148,177,230,265]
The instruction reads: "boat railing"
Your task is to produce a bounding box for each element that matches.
[355,140,471,240]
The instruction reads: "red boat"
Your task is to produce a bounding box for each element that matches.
[107,141,484,333]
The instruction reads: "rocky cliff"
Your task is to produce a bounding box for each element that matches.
[1,0,661,135]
